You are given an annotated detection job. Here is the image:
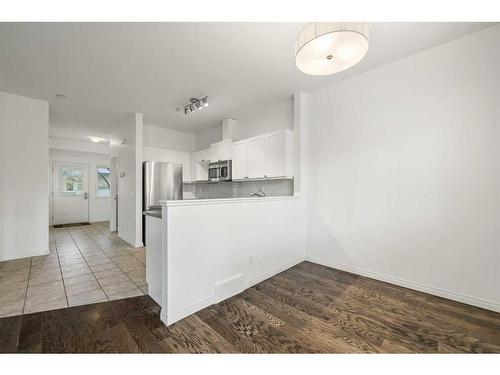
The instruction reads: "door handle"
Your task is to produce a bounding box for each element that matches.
[83,192,88,200]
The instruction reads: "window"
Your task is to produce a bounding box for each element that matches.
[59,166,83,195]
[97,166,111,197]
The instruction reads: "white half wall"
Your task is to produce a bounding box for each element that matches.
[0,92,49,261]
[49,150,111,224]
[161,197,305,324]
[110,113,143,247]
[304,25,500,312]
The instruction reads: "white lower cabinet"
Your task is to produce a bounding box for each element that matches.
[231,130,293,180]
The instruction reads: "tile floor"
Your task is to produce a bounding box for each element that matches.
[0,222,147,318]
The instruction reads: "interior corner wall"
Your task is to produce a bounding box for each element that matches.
[0,92,49,261]
[304,25,500,312]
[110,113,144,248]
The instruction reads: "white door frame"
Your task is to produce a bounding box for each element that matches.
[110,155,119,232]
[51,162,90,225]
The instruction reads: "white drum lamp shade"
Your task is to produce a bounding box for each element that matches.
[295,22,369,76]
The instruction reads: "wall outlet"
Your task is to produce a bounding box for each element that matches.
[248,254,254,266]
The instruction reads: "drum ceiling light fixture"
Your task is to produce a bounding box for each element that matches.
[295,22,369,76]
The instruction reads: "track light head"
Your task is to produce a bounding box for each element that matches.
[180,96,209,115]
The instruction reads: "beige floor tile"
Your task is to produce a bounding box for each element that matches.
[67,289,107,307]
[90,262,119,274]
[0,298,25,318]
[92,266,123,279]
[25,280,66,307]
[24,297,68,314]
[107,287,143,301]
[0,269,30,285]
[31,254,59,267]
[0,258,31,271]
[139,284,148,294]
[28,268,63,286]
[123,267,145,280]
[60,261,90,272]
[84,255,112,266]
[58,256,85,266]
[65,277,101,296]
[63,273,96,286]
[102,279,137,295]
[97,272,131,286]
[0,286,27,304]
[31,261,60,273]
[61,263,92,278]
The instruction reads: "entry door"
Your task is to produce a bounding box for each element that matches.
[52,163,89,225]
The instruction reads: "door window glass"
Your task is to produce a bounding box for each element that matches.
[59,166,83,195]
[97,166,111,197]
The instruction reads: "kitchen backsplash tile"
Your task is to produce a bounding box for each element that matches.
[183,179,294,199]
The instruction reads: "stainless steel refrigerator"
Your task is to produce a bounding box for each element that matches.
[142,161,183,244]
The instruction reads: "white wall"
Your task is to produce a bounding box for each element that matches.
[304,25,500,312]
[195,125,222,150]
[143,124,197,152]
[0,92,49,261]
[50,136,110,154]
[49,150,111,224]
[234,98,294,140]
[110,113,143,247]
[161,197,305,324]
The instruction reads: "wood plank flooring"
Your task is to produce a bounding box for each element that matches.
[1,261,499,353]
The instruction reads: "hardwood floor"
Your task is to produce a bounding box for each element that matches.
[1,261,499,353]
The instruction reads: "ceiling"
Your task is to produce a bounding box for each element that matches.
[0,22,495,141]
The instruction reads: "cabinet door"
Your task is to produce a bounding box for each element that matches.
[143,147,159,162]
[248,136,266,178]
[175,151,191,182]
[210,140,232,161]
[232,141,249,180]
[158,149,176,163]
[199,149,210,162]
[266,132,287,177]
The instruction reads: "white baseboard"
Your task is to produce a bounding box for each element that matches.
[244,256,306,288]
[0,249,49,262]
[307,256,500,313]
[163,256,306,326]
[165,296,214,326]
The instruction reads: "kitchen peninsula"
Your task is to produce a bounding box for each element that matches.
[145,195,304,325]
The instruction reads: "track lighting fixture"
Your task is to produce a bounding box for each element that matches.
[176,96,209,115]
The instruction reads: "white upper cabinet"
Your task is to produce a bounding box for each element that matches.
[248,136,267,178]
[209,139,232,161]
[231,130,293,180]
[231,140,249,180]
[143,147,159,162]
[158,149,177,163]
[266,130,292,177]
[190,148,210,181]
[144,147,191,182]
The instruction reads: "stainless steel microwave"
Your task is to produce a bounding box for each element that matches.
[208,160,232,182]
